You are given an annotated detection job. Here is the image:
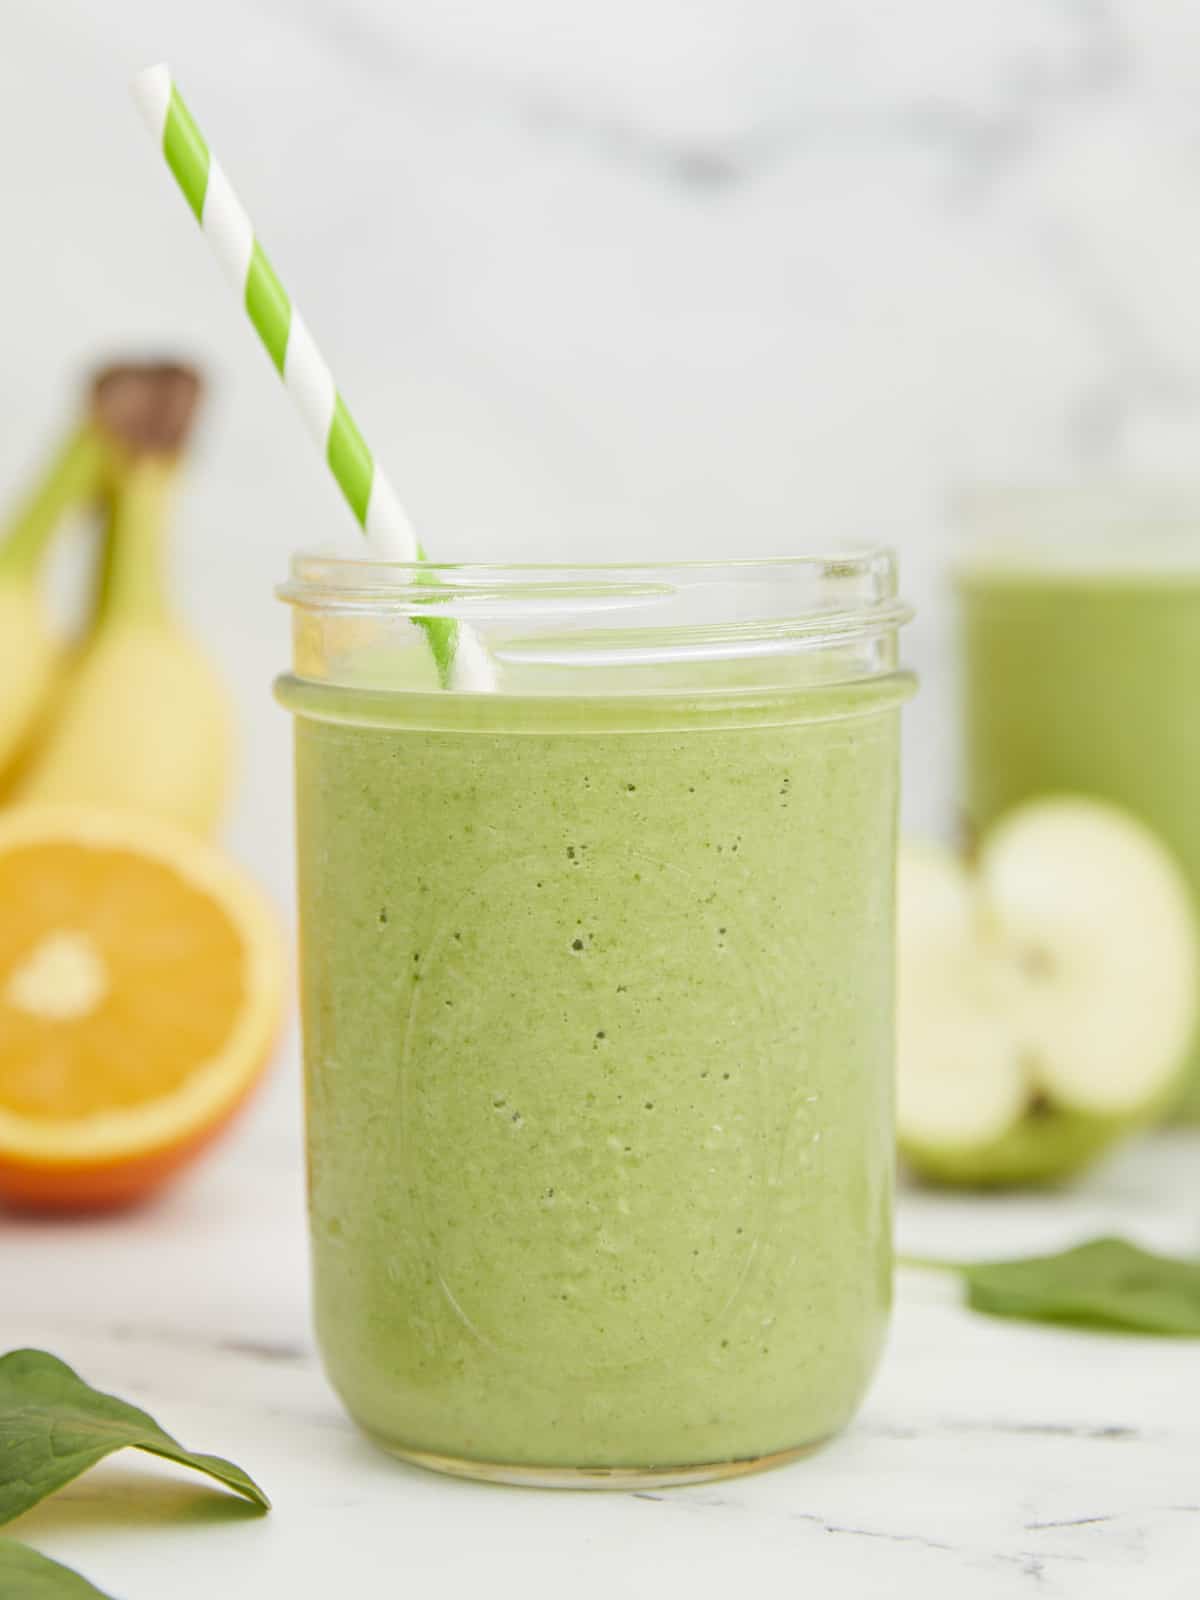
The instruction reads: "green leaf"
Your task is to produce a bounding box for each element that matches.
[0,1348,270,1525]
[0,1539,118,1598]
[906,1237,1200,1335]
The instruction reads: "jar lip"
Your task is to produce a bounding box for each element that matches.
[286,543,892,574]
[280,544,910,625]
[953,480,1200,581]
[955,479,1200,529]
[280,545,911,690]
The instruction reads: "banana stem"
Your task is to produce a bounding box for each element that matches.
[94,457,177,628]
[0,425,108,580]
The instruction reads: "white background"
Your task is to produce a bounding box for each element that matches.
[8,0,1200,915]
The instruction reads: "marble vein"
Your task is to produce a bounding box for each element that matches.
[264,0,1138,198]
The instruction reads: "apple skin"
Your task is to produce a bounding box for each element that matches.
[899,1071,1186,1189]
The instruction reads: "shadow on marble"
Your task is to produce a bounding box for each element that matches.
[8,1465,268,1537]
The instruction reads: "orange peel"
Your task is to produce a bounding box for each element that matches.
[0,807,285,1210]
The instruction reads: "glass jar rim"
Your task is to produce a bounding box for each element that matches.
[278,544,912,710]
[279,545,912,636]
[953,480,1200,582]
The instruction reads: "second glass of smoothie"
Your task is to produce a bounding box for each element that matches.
[278,552,913,1484]
[957,485,1200,1118]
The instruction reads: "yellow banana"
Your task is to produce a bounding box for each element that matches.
[15,451,235,837]
[0,588,61,788]
[0,427,107,788]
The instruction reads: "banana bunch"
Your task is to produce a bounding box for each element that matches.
[0,364,233,836]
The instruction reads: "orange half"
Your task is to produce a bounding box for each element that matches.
[0,807,286,1210]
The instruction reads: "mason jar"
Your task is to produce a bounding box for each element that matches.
[277,551,913,1485]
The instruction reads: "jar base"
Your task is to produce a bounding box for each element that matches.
[365,1433,828,1489]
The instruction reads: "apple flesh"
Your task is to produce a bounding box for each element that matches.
[897,797,1199,1186]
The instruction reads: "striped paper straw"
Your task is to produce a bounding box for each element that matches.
[132,62,491,690]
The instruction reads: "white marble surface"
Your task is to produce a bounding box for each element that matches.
[4,1076,1198,1600]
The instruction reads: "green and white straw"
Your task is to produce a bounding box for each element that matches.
[131,62,490,690]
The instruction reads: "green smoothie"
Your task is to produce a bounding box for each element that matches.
[278,548,912,1482]
[960,552,1200,1118]
[280,675,907,1478]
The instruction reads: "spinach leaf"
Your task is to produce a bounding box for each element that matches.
[0,1348,269,1525]
[905,1236,1200,1334]
[0,1539,117,1598]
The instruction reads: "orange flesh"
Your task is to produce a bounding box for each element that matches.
[0,842,246,1120]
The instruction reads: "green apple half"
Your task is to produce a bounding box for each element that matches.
[897,797,1200,1186]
